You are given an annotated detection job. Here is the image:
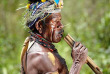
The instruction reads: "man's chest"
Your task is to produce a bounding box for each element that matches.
[48,52,69,74]
[27,41,69,74]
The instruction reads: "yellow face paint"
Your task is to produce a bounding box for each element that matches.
[48,52,55,66]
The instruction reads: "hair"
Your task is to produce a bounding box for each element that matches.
[28,0,49,4]
[28,0,41,4]
[26,18,46,33]
[26,13,52,33]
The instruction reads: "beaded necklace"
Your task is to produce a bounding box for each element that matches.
[29,32,57,52]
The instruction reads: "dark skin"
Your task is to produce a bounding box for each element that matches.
[22,13,88,74]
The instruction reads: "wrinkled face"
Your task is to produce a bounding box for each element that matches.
[42,13,64,43]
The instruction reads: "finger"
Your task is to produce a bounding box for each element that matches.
[75,42,80,47]
[84,48,88,53]
[80,46,86,52]
[76,43,83,50]
[73,42,79,49]
[84,48,88,59]
[82,48,88,58]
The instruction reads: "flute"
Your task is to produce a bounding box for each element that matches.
[64,34,103,74]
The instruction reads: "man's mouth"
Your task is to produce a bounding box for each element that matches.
[60,33,63,37]
[59,30,64,37]
[59,30,64,34]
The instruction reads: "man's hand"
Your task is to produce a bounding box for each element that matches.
[71,42,88,65]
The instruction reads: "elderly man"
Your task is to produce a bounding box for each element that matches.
[21,0,88,74]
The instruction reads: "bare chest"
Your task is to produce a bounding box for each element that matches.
[49,52,69,74]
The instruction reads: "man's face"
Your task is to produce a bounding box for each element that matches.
[42,13,64,43]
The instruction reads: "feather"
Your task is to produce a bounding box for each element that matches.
[16,6,26,10]
[55,0,59,4]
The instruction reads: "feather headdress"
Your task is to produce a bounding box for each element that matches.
[24,0,63,31]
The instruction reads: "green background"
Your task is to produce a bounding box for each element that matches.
[0,0,110,74]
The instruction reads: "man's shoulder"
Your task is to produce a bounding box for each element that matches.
[28,39,50,52]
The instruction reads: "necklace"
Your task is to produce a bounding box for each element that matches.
[30,32,57,52]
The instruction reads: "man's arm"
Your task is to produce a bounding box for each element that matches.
[70,42,88,74]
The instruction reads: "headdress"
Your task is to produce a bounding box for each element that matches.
[24,0,63,31]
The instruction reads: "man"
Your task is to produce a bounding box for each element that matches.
[21,0,88,74]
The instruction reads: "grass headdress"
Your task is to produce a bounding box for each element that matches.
[25,0,63,31]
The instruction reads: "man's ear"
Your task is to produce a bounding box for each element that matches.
[35,21,43,34]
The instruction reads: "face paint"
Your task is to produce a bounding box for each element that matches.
[42,13,64,43]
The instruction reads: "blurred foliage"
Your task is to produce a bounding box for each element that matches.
[0,0,110,74]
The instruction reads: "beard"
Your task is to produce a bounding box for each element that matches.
[52,29,64,43]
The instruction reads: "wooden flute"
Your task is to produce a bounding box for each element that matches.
[64,34,103,74]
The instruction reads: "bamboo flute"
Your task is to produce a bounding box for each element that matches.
[64,34,103,74]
